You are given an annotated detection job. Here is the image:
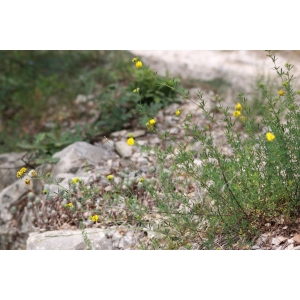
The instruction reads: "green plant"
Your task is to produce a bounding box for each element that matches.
[0,51,136,154]
[17,51,300,250]
[17,130,83,165]
[126,51,300,249]
[1,50,181,174]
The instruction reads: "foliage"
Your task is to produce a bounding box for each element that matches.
[17,130,83,165]
[131,51,300,248]
[16,51,300,250]
[0,51,179,168]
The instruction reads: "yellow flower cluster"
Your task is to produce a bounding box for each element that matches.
[175,109,181,116]
[16,167,27,178]
[90,214,99,222]
[146,118,156,131]
[132,57,143,69]
[67,202,73,208]
[107,174,114,180]
[266,132,275,141]
[235,103,242,111]
[278,89,285,96]
[126,133,135,146]
[127,137,135,146]
[25,179,31,186]
[233,102,246,122]
[29,170,37,177]
[233,110,241,118]
[71,177,80,184]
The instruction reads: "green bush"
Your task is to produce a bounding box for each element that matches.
[18,51,300,250]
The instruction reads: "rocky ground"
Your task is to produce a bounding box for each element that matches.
[1,50,300,250]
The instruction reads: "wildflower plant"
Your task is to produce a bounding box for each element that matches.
[124,51,300,249]
[16,51,300,250]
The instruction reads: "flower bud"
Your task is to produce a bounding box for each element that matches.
[27,192,35,200]
[10,206,17,214]
[148,166,155,173]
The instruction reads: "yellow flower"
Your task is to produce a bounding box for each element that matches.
[25,179,30,186]
[20,167,27,174]
[235,103,242,111]
[266,132,275,141]
[278,89,285,96]
[146,122,154,131]
[67,202,73,208]
[127,137,135,146]
[107,174,114,181]
[135,61,143,69]
[71,177,80,184]
[132,57,138,63]
[233,110,241,118]
[149,119,156,125]
[17,171,22,178]
[175,109,181,116]
[139,177,145,182]
[240,116,246,123]
[29,170,37,177]
[90,214,99,222]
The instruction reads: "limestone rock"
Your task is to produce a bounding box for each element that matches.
[0,180,29,224]
[26,228,144,250]
[51,141,114,175]
[115,141,133,158]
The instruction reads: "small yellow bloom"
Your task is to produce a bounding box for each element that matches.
[19,168,27,175]
[278,89,285,96]
[149,119,156,125]
[235,103,242,111]
[25,179,30,186]
[67,202,73,208]
[71,177,80,184]
[175,109,181,116]
[266,132,275,141]
[17,171,22,178]
[127,137,135,146]
[146,122,154,131]
[90,214,99,222]
[132,57,138,63]
[29,170,37,177]
[107,174,114,180]
[139,177,144,182]
[135,61,143,69]
[233,110,241,118]
[240,116,246,123]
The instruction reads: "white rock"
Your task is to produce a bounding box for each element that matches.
[115,141,133,158]
[251,245,260,250]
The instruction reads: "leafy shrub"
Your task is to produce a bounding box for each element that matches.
[18,51,300,250]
